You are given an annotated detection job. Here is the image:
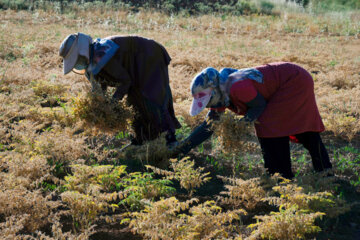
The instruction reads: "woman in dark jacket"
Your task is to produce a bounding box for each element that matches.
[176,62,332,179]
[59,32,181,145]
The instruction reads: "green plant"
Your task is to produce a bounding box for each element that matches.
[260,1,275,15]
[120,172,175,210]
[147,157,211,196]
[334,146,360,187]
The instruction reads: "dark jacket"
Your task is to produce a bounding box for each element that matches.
[94,36,181,142]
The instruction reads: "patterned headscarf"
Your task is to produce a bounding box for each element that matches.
[190,67,264,116]
[190,67,229,116]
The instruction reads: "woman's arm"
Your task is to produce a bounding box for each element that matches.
[101,56,132,101]
[229,79,267,123]
[242,92,267,122]
[173,110,222,155]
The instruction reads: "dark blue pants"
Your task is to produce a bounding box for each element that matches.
[258,132,332,179]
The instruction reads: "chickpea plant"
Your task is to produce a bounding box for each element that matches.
[146,157,211,196]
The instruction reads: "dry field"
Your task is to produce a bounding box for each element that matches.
[0,7,360,240]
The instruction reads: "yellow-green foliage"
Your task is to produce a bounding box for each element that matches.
[147,157,211,196]
[62,164,175,228]
[61,191,109,231]
[64,164,127,193]
[185,200,246,240]
[218,176,266,210]
[128,197,246,240]
[247,178,346,239]
[120,172,175,210]
[248,205,325,240]
[72,92,134,133]
[265,182,335,213]
[212,111,259,154]
[62,164,127,230]
[294,173,352,218]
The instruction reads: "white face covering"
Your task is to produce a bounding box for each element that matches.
[190,67,231,111]
[206,87,227,108]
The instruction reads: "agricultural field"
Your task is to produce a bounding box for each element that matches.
[0,2,360,239]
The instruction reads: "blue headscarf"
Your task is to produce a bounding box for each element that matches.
[86,38,119,76]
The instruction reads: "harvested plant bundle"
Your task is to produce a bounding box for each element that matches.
[212,111,258,154]
[119,134,171,167]
[72,92,134,133]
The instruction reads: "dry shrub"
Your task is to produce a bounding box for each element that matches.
[48,218,95,240]
[147,157,211,196]
[323,113,359,141]
[1,152,53,189]
[0,189,59,232]
[0,126,11,145]
[128,197,198,239]
[218,176,266,210]
[212,111,259,154]
[128,197,246,240]
[7,121,88,182]
[28,43,61,70]
[33,125,88,164]
[72,92,134,134]
[185,201,246,240]
[263,175,351,219]
[35,217,95,240]
[0,214,29,239]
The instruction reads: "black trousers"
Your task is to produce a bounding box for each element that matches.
[258,132,332,179]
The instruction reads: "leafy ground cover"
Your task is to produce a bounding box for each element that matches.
[0,4,359,239]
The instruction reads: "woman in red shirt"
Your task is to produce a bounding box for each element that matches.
[176,62,332,179]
